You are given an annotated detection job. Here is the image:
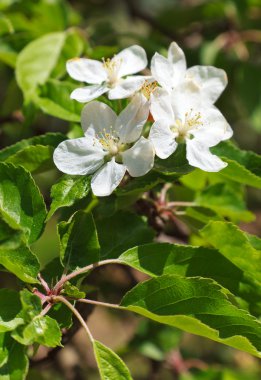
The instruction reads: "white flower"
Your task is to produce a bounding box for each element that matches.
[149,82,233,172]
[66,45,148,102]
[151,41,228,104]
[53,94,154,196]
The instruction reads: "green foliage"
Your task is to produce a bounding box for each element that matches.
[96,211,154,259]
[0,290,23,333]
[0,334,28,380]
[119,243,261,314]
[94,340,133,380]
[16,32,66,100]
[1,0,261,378]
[201,221,261,285]
[48,174,91,219]
[121,275,261,357]
[58,211,100,270]
[0,163,46,243]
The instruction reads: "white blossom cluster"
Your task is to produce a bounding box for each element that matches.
[54,42,233,196]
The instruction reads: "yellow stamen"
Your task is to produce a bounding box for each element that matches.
[141,80,158,99]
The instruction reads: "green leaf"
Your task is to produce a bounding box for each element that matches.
[0,334,8,367]
[119,243,261,313]
[12,316,61,348]
[5,146,55,174]
[62,282,86,299]
[16,32,66,100]
[0,163,47,243]
[35,79,83,121]
[153,144,192,175]
[0,43,17,68]
[201,221,261,284]
[51,28,85,78]
[195,182,254,222]
[0,334,28,380]
[96,211,154,259]
[0,218,24,250]
[0,243,40,283]
[0,290,23,333]
[48,174,91,219]
[19,291,41,322]
[121,275,261,358]
[94,340,133,380]
[58,211,100,270]
[212,141,261,188]
[0,133,65,162]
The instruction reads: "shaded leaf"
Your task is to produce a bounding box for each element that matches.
[0,290,23,333]
[0,334,28,379]
[96,211,154,259]
[58,211,100,270]
[201,221,261,284]
[119,243,261,314]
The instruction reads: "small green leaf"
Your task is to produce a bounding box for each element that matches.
[62,282,86,299]
[96,211,154,259]
[12,316,61,348]
[0,163,47,243]
[16,32,66,100]
[94,340,133,380]
[0,334,28,379]
[58,211,100,270]
[19,291,41,322]
[121,275,261,357]
[48,174,91,219]
[201,221,261,284]
[0,290,23,333]
[35,79,83,121]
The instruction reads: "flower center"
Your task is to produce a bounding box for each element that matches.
[97,127,119,156]
[171,109,203,142]
[141,80,158,99]
[102,58,122,87]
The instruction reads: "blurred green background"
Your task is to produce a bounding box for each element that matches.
[0,0,261,379]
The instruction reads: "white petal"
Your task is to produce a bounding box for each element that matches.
[186,65,228,104]
[114,45,147,77]
[91,159,126,196]
[81,101,117,136]
[186,139,227,172]
[150,87,174,123]
[66,58,107,84]
[70,84,108,103]
[151,52,174,91]
[116,93,149,143]
[108,76,145,100]
[149,119,178,159]
[168,42,187,76]
[191,107,233,147]
[122,137,154,177]
[170,81,203,122]
[53,137,105,175]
